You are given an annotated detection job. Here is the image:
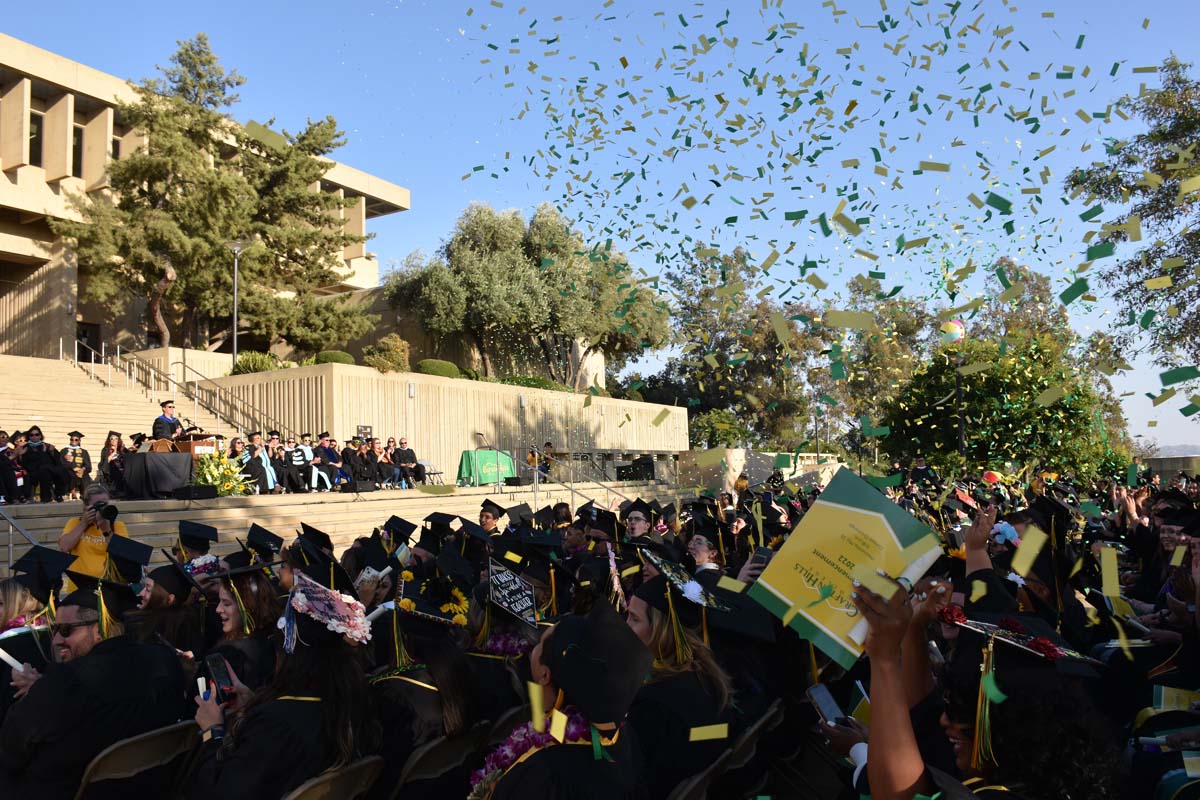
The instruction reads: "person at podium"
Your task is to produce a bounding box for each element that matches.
[152,400,184,441]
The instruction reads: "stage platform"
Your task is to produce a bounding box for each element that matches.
[1,479,674,571]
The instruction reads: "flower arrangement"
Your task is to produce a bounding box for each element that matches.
[997,617,1027,635]
[469,709,591,798]
[186,554,221,577]
[193,451,252,497]
[1026,636,1063,661]
[279,571,372,652]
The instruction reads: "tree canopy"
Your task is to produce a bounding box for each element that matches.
[383,202,669,389]
[52,34,374,354]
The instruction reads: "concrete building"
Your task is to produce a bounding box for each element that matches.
[0,32,410,359]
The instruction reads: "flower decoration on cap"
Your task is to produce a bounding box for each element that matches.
[278,570,371,653]
[938,604,968,625]
[1026,636,1062,661]
[998,616,1027,635]
[185,554,220,577]
[992,521,1020,546]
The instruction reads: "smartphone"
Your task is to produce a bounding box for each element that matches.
[204,654,235,704]
[762,491,774,508]
[806,683,844,724]
[750,547,774,568]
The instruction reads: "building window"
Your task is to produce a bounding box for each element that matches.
[29,112,44,168]
[72,126,84,178]
[111,137,121,160]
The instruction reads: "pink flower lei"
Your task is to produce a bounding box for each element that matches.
[469,709,591,794]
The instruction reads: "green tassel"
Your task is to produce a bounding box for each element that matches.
[590,726,614,762]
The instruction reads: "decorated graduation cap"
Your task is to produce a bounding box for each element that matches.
[492,537,574,618]
[541,601,653,725]
[246,524,284,562]
[480,498,506,522]
[280,570,371,654]
[635,549,732,653]
[944,612,1100,770]
[60,570,138,639]
[12,545,76,608]
[105,535,153,584]
[179,520,218,554]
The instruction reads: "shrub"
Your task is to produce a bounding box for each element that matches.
[362,334,411,374]
[231,350,285,375]
[414,359,462,379]
[499,375,571,392]
[460,366,482,381]
[315,350,356,365]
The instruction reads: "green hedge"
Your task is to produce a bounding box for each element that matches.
[499,375,571,393]
[414,359,462,379]
[315,350,355,365]
[231,351,285,375]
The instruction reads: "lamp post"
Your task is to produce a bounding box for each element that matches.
[225,240,251,369]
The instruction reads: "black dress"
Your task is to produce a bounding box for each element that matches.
[626,671,733,800]
[489,725,645,800]
[187,697,334,800]
[0,636,186,800]
[0,626,51,726]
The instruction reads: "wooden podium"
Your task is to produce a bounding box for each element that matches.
[175,433,220,464]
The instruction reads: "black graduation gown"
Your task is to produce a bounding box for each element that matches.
[213,633,277,691]
[187,697,332,800]
[465,651,525,722]
[928,766,1031,800]
[152,415,183,440]
[489,725,645,800]
[0,636,185,800]
[0,626,51,726]
[626,671,733,800]
[366,668,446,800]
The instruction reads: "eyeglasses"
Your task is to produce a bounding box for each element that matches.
[626,515,647,523]
[50,620,96,637]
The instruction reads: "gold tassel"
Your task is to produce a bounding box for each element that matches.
[664,583,693,667]
[97,582,116,640]
[473,602,492,649]
[550,569,558,617]
[702,607,709,647]
[231,581,254,636]
[808,641,820,686]
[971,635,998,770]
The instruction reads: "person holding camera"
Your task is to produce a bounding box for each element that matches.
[56,484,128,592]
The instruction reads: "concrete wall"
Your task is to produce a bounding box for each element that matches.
[201,362,688,483]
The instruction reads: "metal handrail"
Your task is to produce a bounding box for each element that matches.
[170,360,296,442]
[1,506,39,576]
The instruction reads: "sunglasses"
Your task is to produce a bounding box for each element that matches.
[51,620,96,637]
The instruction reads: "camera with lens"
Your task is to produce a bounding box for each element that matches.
[91,500,119,523]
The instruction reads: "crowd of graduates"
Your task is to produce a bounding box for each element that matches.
[0,462,1196,800]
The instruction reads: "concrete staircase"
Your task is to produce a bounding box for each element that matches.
[0,354,230,454]
[1,479,676,569]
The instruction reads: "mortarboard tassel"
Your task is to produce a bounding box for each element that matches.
[663,582,693,668]
[550,569,558,618]
[970,635,999,770]
[808,641,820,686]
[96,581,116,641]
[472,601,492,650]
[231,581,254,636]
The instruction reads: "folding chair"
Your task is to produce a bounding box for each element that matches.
[388,721,492,799]
[419,460,444,486]
[72,720,199,800]
[282,755,384,800]
[665,748,732,800]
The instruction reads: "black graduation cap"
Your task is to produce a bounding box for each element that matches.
[423,512,457,533]
[506,503,534,527]
[457,517,490,545]
[246,524,284,561]
[385,515,421,543]
[533,505,557,531]
[480,498,506,521]
[12,546,76,606]
[67,430,84,439]
[60,570,140,630]
[622,498,654,522]
[627,536,682,564]
[299,522,335,555]
[106,431,122,441]
[159,399,173,408]
[146,560,194,603]
[179,520,219,554]
[648,499,663,520]
[588,509,621,540]
[412,524,444,556]
[359,529,392,573]
[295,532,354,595]
[105,536,153,584]
[436,546,475,588]
[541,602,653,724]
[575,500,596,524]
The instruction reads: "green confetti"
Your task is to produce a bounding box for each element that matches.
[1079,205,1104,222]
[1059,278,1089,306]
[1160,366,1200,387]
[1085,242,1115,261]
[985,192,1013,214]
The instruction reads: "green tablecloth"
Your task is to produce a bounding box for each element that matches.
[457,449,517,486]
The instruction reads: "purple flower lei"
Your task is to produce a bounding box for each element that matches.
[478,632,533,659]
[470,709,591,789]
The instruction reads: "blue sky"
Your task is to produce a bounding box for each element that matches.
[6,0,1198,447]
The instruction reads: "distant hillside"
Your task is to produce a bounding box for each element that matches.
[1155,444,1200,458]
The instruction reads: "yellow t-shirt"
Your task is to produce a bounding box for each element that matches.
[60,518,129,592]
